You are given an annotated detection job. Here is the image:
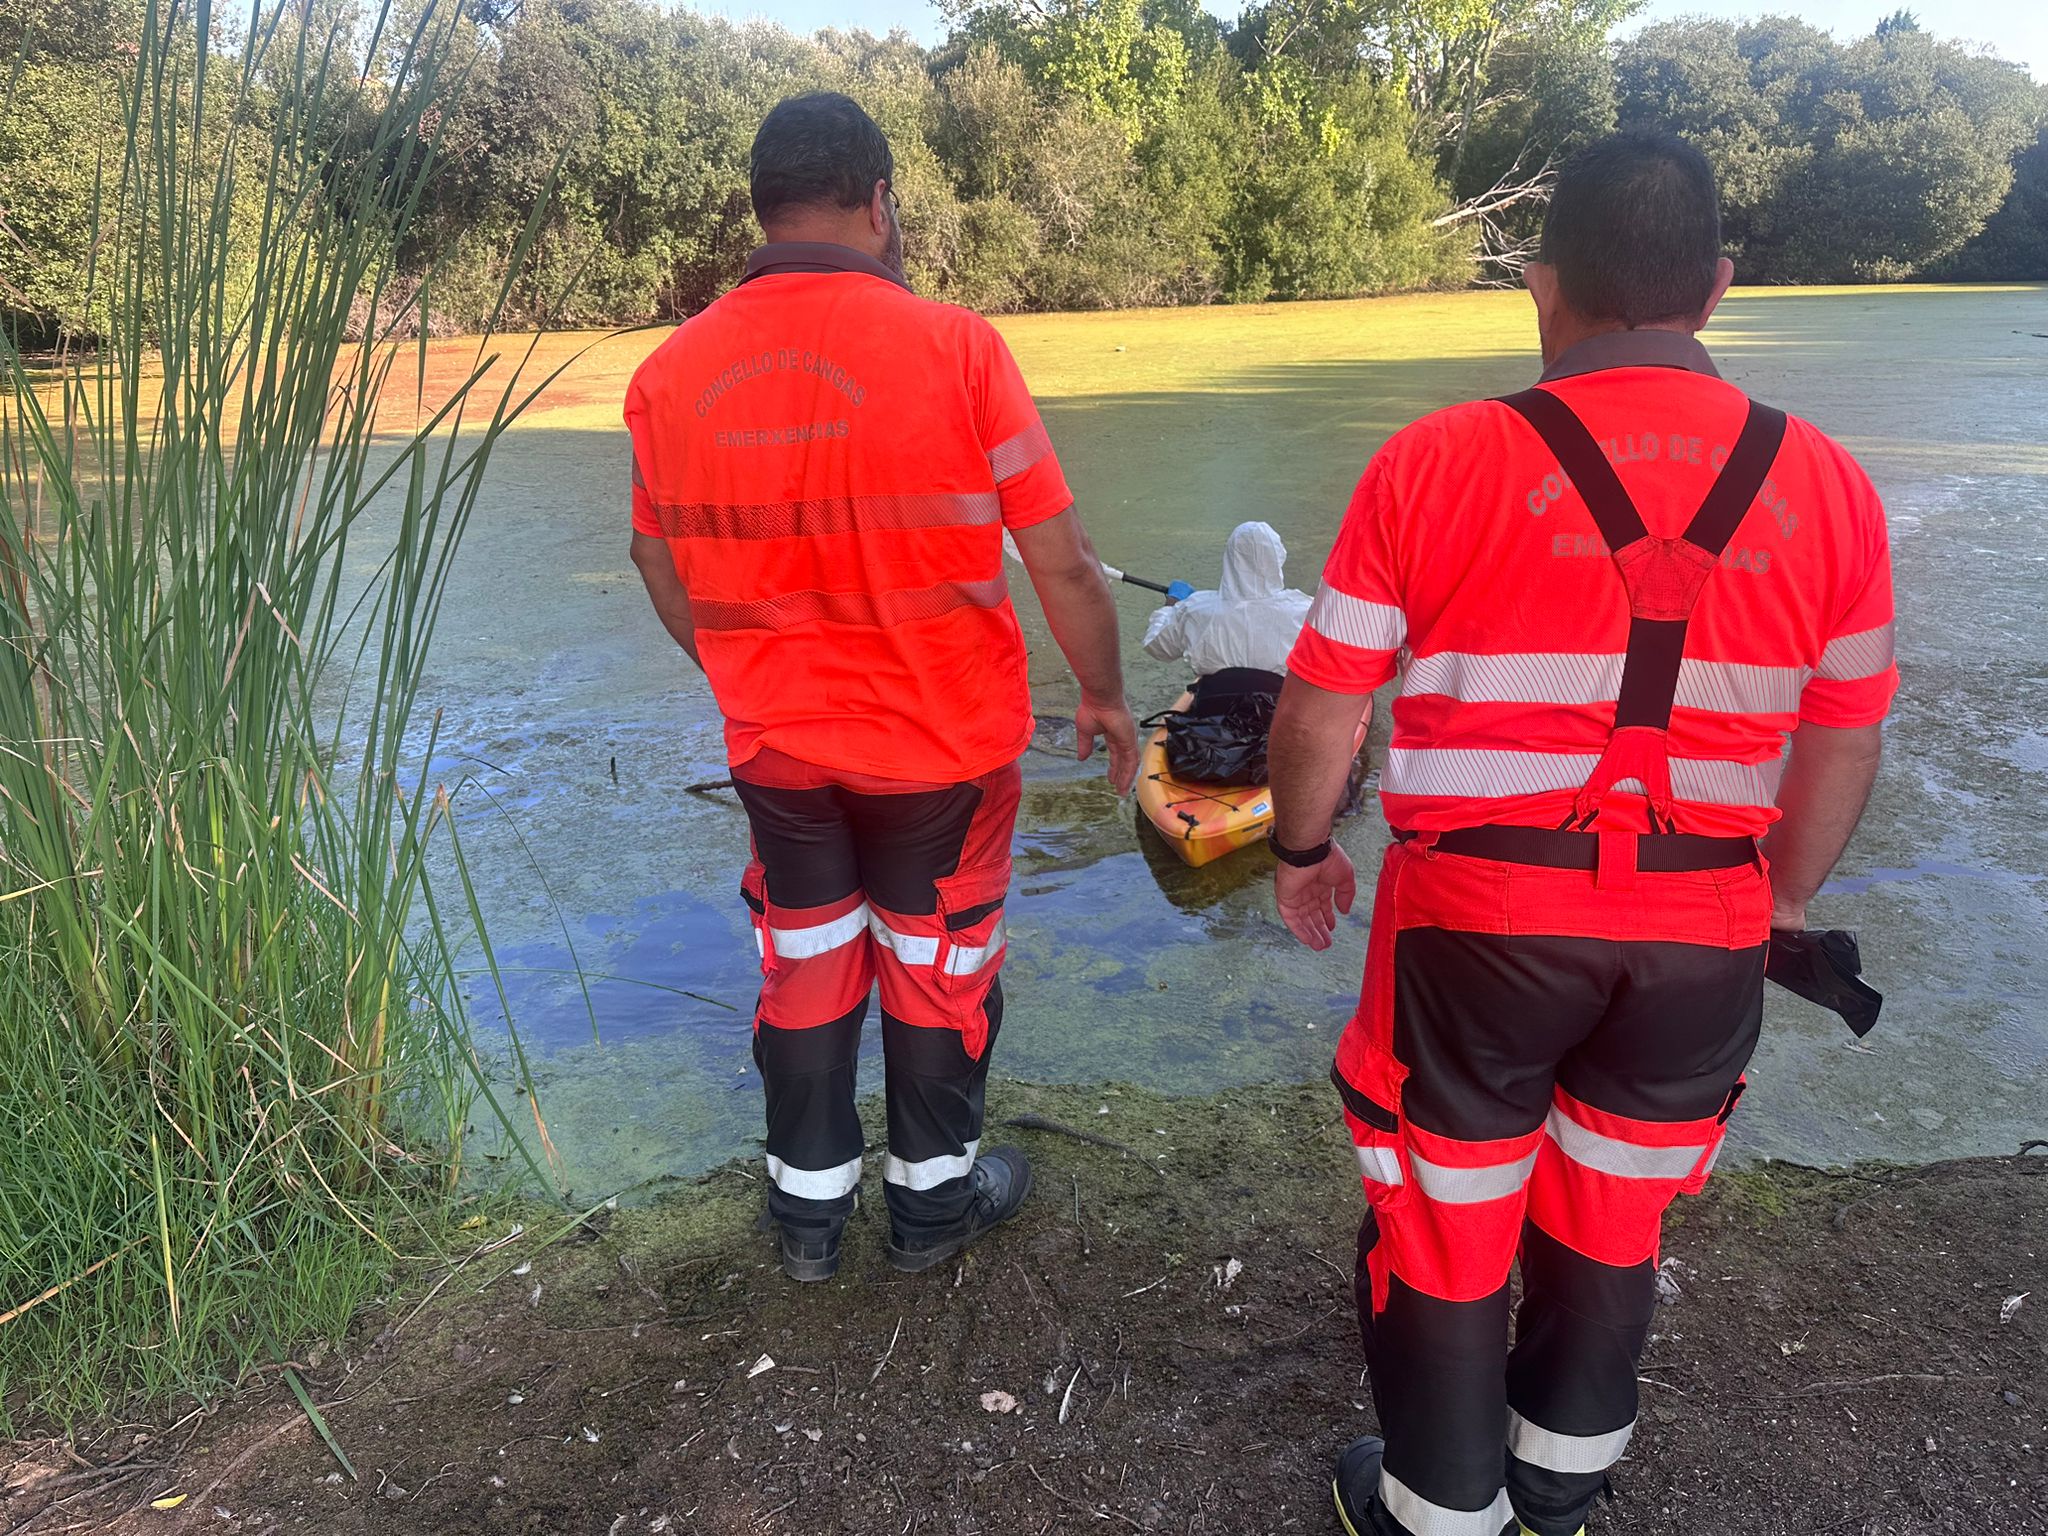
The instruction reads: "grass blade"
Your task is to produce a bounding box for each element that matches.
[281,1366,356,1481]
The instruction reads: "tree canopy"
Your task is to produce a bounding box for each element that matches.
[1615,15,2042,282]
[2,0,2041,341]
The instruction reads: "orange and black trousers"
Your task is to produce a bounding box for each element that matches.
[1336,828,1769,1536]
[732,757,1020,1244]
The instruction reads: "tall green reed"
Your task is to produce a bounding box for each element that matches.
[0,0,567,1424]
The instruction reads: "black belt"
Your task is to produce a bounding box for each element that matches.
[1395,826,1757,872]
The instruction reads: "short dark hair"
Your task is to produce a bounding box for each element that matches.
[750,93,894,226]
[1539,131,1722,328]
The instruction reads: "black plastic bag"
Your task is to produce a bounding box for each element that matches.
[1153,691,1277,786]
[1765,929,1883,1037]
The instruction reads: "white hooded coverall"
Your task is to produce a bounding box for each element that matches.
[1142,521,1311,678]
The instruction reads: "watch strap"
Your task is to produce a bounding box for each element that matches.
[1270,835,1333,868]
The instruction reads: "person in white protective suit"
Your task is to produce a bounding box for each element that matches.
[1142,521,1311,682]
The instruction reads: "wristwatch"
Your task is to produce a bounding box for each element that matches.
[1270,834,1333,868]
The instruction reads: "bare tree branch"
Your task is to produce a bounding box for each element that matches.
[1431,144,1557,228]
[1428,143,1559,288]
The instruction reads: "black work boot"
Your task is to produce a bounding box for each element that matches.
[1332,1435,1385,1536]
[885,1145,1033,1272]
[757,1201,848,1284]
[774,1222,842,1282]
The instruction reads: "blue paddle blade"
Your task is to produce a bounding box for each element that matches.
[1166,580,1195,602]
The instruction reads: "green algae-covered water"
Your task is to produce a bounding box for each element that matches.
[398,285,2048,1197]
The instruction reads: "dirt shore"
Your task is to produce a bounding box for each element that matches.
[5,1082,2045,1536]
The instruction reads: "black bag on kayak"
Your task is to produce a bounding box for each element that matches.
[1149,668,1281,786]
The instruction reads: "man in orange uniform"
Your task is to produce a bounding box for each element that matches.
[1268,133,1897,1535]
[625,94,1139,1283]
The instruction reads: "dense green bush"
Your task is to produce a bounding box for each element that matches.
[1616,15,2045,283]
[1935,127,2048,282]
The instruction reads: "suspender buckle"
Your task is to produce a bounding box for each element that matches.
[1595,829,1639,891]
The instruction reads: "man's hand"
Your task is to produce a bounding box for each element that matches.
[1275,843,1357,950]
[1267,672,1374,948]
[1012,509,1136,793]
[1759,720,1883,934]
[1076,692,1140,795]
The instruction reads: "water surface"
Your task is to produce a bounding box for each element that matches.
[384,286,2048,1192]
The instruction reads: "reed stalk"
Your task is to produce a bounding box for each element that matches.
[0,0,564,1424]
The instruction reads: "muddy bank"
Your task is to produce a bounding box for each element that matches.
[7,1082,2045,1536]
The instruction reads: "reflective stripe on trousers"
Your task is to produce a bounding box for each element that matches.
[1507,1409,1634,1476]
[1545,1105,1707,1181]
[763,902,871,960]
[869,914,1008,977]
[1380,1471,1513,1536]
[883,1139,980,1191]
[765,1153,863,1202]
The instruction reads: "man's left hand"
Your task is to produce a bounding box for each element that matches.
[1275,842,1356,950]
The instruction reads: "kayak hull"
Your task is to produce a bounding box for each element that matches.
[1136,693,1364,868]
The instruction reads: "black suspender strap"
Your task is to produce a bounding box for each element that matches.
[1495,388,1648,555]
[1683,399,1789,558]
[1619,398,1784,730]
[1493,389,1788,733]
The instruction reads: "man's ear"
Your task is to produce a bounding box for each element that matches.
[869,181,891,239]
[1696,256,1737,330]
[1524,261,1559,320]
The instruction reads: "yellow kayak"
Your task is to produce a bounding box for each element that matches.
[1136,692,1365,868]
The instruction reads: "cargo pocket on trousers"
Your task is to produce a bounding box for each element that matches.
[1331,1050,1412,1216]
[1680,1077,1746,1196]
[933,861,1010,1054]
[934,861,1010,998]
[741,859,774,981]
[1335,1050,1410,1317]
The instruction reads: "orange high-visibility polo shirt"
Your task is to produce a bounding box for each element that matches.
[625,243,1073,783]
[1288,329,1898,838]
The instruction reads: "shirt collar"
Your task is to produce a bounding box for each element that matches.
[741,242,910,291]
[1539,328,1721,384]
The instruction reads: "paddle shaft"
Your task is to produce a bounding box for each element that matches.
[1003,531,1185,600]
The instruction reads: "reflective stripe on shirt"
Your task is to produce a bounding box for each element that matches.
[1380,748,1782,807]
[1816,622,1895,682]
[656,491,1001,542]
[1402,651,1808,717]
[988,421,1053,484]
[1307,582,1406,651]
[690,577,1009,634]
